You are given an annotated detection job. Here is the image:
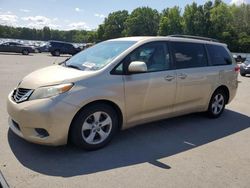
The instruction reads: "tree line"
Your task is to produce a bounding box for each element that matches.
[0,0,249,52]
[0,26,97,44]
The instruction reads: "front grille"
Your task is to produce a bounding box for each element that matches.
[12,88,33,103]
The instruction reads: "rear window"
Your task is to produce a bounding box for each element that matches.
[207,45,232,65]
[171,42,208,69]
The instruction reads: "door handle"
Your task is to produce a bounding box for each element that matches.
[164,75,175,81]
[178,73,187,79]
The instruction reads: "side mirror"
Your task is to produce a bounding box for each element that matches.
[128,61,147,73]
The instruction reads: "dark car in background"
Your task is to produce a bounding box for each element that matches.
[48,41,81,56]
[36,43,50,53]
[240,59,250,76]
[0,42,35,55]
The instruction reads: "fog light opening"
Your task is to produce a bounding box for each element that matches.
[35,128,49,138]
[12,120,20,131]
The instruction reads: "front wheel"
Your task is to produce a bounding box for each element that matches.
[70,104,119,150]
[22,49,29,55]
[207,90,226,118]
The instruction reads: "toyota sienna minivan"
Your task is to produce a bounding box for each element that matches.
[7,35,239,150]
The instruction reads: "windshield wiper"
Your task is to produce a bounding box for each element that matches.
[66,64,82,70]
[58,57,71,65]
[59,60,81,70]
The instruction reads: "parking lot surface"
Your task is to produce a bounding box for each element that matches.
[0,53,249,188]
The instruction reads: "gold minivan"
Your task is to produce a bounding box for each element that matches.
[7,36,239,150]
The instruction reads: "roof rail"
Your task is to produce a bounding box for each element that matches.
[168,35,219,42]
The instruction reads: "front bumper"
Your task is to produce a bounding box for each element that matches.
[7,92,78,146]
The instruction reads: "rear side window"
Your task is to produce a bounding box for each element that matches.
[171,42,208,69]
[207,45,232,65]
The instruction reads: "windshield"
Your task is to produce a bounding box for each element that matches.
[65,41,136,71]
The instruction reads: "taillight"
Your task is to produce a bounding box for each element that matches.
[234,65,240,72]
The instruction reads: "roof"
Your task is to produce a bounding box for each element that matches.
[109,36,225,46]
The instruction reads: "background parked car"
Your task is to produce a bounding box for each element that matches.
[36,43,50,53]
[0,42,35,55]
[48,41,81,56]
[240,59,250,76]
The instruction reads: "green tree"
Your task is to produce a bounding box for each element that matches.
[97,24,105,41]
[158,6,183,35]
[203,1,213,37]
[230,4,250,35]
[183,2,206,36]
[124,7,160,36]
[238,32,250,52]
[210,2,233,39]
[100,10,129,40]
[42,26,51,40]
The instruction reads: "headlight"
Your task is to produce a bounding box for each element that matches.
[29,83,73,100]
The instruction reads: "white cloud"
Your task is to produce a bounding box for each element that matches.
[75,8,83,12]
[0,12,92,31]
[0,13,18,26]
[22,15,50,23]
[68,22,90,30]
[19,9,30,13]
[230,0,249,5]
[94,13,105,19]
[27,22,60,29]
[21,16,60,29]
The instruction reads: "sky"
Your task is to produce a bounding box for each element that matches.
[0,0,249,31]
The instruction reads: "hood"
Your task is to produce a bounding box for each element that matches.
[19,65,94,89]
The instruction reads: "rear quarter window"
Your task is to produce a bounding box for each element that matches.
[207,44,232,66]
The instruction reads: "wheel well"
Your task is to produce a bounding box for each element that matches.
[68,100,123,142]
[214,85,230,104]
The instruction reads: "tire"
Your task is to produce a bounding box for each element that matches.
[240,73,245,76]
[54,50,60,56]
[51,50,60,56]
[22,49,29,55]
[207,89,226,118]
[70,104,119,150]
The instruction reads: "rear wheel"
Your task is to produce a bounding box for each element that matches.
[70,104,119,150]
[207,90,226,118]
[52,50,60,56]
[240,73,246,76]
[22,49,29,55]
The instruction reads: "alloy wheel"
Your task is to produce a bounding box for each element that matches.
[81,111,112,145]
[211,94,224,115]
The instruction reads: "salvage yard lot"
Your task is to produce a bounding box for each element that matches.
[0,53,249,188]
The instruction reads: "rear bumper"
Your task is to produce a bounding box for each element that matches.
[7,92,78,146]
